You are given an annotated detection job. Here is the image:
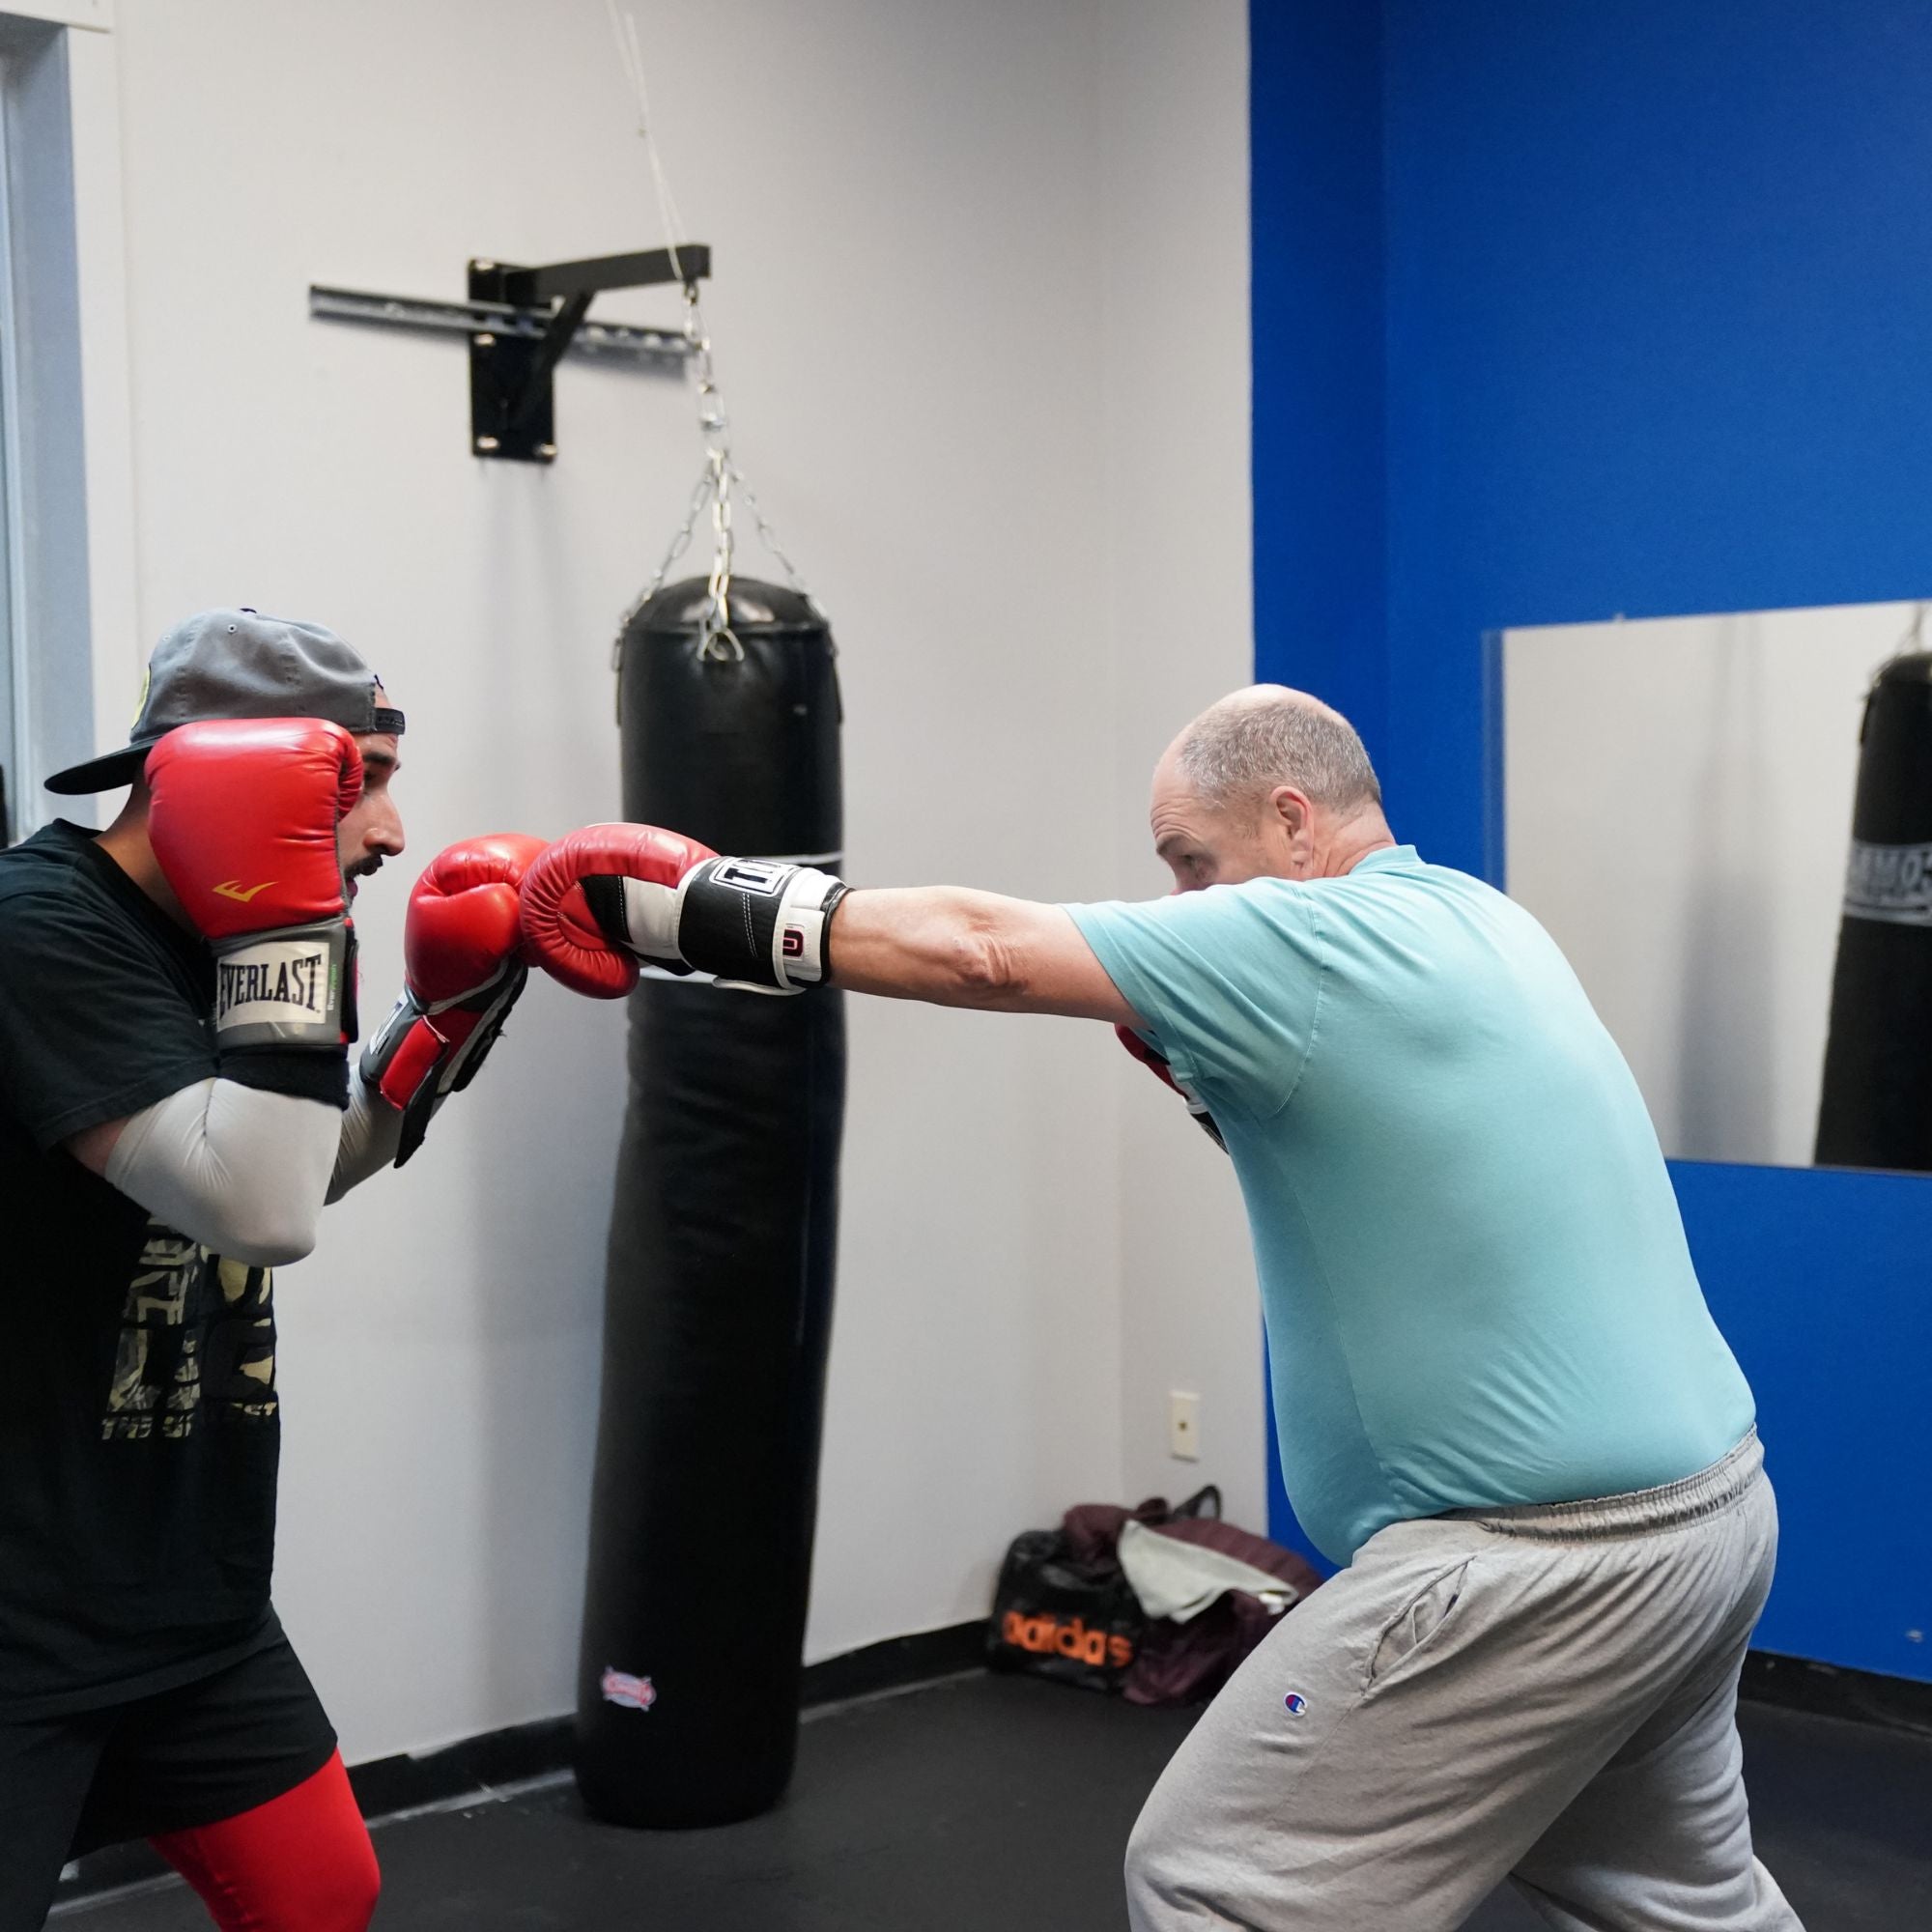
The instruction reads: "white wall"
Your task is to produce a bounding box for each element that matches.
[1505,603,1901,1168]
[89,0,1252,1762]
[1094,3,1263,1523]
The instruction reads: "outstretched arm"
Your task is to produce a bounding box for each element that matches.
[518,828,1141,1026]
[826,887,1141,1024]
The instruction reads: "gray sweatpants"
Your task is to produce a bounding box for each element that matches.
[1125,1434,1802,1930]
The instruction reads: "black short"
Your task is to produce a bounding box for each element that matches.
[0,1633,336,1927]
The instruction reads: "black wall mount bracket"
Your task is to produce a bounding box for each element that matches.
[307,243,711,464]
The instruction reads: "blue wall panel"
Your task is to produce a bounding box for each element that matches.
[1380,0,1932,870]
[1676,1161,1932,1681]
[1249,0,1388,765]
[1251,0,1932,1677]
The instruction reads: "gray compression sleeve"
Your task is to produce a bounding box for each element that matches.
[103,1077,341,1266]
[328,1063,405,1202]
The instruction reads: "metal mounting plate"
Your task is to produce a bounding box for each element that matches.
[469,260,554,464]
[313,244,709,462]
[309,285,692,363]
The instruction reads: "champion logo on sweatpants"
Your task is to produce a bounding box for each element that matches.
[1283,1692,1309,1716]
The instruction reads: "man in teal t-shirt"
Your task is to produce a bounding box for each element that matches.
[1065,693,1792,1930]
[536,684,1802,1931]
[1071,831,1757,1570]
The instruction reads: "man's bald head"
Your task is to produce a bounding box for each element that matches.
[1168,685,1381,818]
[1151,686,1392,891]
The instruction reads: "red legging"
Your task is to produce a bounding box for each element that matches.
[149,1752,380,1932]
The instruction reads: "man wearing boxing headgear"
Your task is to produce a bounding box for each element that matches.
[0,611,548,1932]
[525,685,1797,1932]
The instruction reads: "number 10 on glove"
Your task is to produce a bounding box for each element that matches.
[519,823,848,999]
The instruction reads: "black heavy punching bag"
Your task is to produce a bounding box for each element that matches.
[1815,653,1932,1171]
[575,577,845,1827]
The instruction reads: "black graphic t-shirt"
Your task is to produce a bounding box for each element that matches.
[0,821,285,1719]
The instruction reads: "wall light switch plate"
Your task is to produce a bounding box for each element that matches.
[1169,1390,1201,1462]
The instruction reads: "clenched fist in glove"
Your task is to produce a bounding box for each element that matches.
[519,822,847,998]
[147,717,362,1063]
[1116,1023,1227,1153]
[361,834,547,1164]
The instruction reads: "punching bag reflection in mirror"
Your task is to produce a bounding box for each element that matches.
[1815,652,1932,1172]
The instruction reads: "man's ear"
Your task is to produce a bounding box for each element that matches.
[1269,785,1312,839]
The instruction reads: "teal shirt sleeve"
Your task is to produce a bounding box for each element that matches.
[1065,881,1325,1120]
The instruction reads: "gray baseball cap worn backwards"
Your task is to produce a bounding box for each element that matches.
[44,608,406,795]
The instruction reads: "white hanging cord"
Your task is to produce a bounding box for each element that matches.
[609,4,692,285]
[603,3,814,676]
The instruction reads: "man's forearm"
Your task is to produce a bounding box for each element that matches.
[328,1063,405,1201]
[826,887,1016,1006]
[828,887,1139,1024]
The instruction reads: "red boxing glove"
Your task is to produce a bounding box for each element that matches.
[1116,1024,1227,1153]
[518,822,719,999]
[521,822,849,998]
[146,718,362,1054]
[360,834,547,1165]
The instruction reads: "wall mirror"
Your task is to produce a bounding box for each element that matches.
[1501,600,1932,1173]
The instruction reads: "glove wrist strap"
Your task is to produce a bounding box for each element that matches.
[212,918,354,1049]
[673,859,847,992]
[360,987,427,1094]
[359,959,528,1165]
[665,858,846,989]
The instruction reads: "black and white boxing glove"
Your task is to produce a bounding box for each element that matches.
[516,822,847,999]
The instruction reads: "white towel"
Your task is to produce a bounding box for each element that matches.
[1118,1520,1302,1625]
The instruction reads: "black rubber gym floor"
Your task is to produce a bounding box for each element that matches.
[58,1672,1932,1930]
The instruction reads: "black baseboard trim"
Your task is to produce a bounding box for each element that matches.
[1739,1649,1932,1738]
[56,1621,991,1907]
[801,1619,989,1707]
[348,1714,574,1818]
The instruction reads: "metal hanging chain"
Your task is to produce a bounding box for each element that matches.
[630,276,816,664]
[607,4,815,673]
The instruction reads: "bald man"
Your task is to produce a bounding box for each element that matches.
[522,687,1799,1932]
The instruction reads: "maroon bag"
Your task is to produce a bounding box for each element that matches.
[1070,1487,1325,1707]
[1122,1516,1324,1708]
